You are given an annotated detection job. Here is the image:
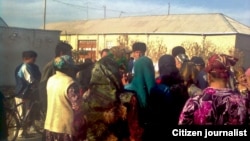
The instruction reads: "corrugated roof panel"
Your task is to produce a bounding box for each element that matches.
[157,14,233,33]
[0,17,8,27]
[224,16,250,34]
[45,13,250,35]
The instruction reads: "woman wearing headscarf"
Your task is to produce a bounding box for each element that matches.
[179,54,249,125]
[146,55,188,140]
[156,54,182,84]
[45,55,87,141]
[155,55,188,125]
[175,54,202,97]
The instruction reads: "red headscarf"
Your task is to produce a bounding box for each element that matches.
[205,54,238,78]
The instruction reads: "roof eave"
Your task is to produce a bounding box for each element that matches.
[60,32,239,36]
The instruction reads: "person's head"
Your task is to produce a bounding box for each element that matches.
[53,55,76,78]
[158,54,182,85]
[175,53,189,69]
[205,54,238,85]
[22,50,38,64]
[132,42,147,60]
[109,46,131,73]
[158,54,178,76]
[172,46,186,58]
[179,61,198,87]
[84,58,93,64]
[234,67,247,86]
[55,41,73,57]
[100,48,110,58]
[191,56,205,71]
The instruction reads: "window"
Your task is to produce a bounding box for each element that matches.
[78,40,97,61]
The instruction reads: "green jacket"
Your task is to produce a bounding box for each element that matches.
[125,56,156,108]
[87,56,123,110]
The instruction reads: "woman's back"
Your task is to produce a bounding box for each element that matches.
[179,87,247,125]
[179,54,249,125]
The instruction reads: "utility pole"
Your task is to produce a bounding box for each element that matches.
[43,0,47,30]
[168,2,170,15]
[87,2,88,19]
[104,5,106,19]
[119,11,124,18]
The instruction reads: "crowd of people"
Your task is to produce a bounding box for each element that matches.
[1,40,250,141]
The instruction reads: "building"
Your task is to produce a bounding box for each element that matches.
[45,13,250,68]
[0,17,8,27]
[0,18,61,86]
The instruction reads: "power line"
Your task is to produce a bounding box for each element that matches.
[122,5,168,15]
[53,0,120,12]
[53,0,84,8]
[52,0,170,18]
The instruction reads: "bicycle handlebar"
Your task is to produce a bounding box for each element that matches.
[4,94,16,100]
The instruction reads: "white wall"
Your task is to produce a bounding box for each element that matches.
[0,27,61,86]
[235,34,250,68]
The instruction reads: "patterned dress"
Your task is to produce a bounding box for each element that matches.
[236,87,250,124]
[178,87,249,125]
[46,83,87,141]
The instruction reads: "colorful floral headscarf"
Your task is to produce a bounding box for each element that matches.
[205,54,238,78]
[54,55,75,70]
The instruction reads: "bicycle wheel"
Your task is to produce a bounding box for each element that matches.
[5,109,20,141]
[33,110,45,134]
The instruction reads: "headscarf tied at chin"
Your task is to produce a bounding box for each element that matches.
[205,54,238,78]
[54,55,75,70]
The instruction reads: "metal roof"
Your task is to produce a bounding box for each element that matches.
[45,13,250,35]
[0,17,8,27]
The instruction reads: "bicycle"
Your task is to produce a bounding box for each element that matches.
[3,94,45,141]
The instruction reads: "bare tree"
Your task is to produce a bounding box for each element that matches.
[117,35,129,47]
[146,40,168,63]
[117,35,245,69]
[181,40,244,68]
[181,40,218,63]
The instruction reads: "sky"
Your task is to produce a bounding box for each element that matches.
[0,0,250,29]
